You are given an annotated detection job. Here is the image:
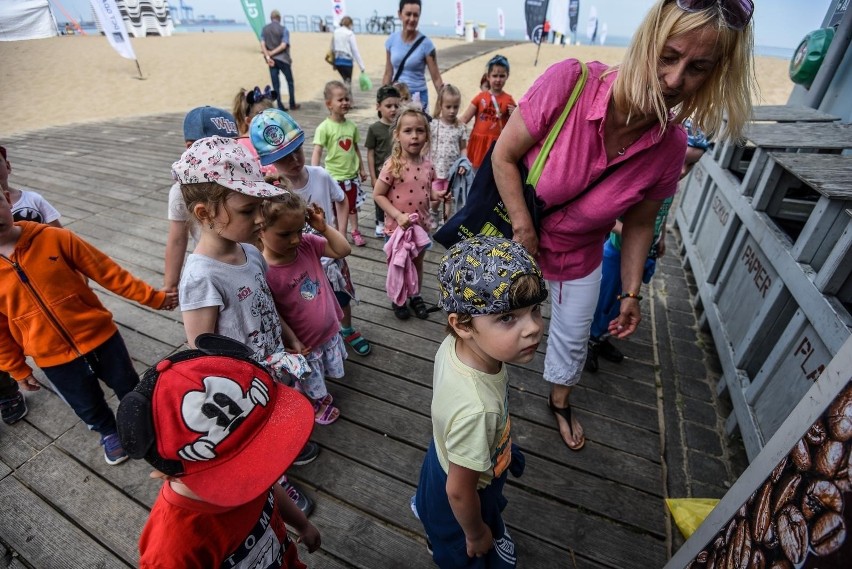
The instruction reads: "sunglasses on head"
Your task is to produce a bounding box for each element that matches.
[487,55,509,69]
[675,0,754,30]
[246,85,278,107]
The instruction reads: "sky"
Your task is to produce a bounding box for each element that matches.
[55,0,835,49]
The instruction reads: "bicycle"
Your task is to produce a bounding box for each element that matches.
[366,10,396,34]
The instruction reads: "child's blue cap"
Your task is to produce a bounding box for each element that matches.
[250,109,305,166]
[183,107,238,142]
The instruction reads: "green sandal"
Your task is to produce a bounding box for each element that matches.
[341,328,371,356]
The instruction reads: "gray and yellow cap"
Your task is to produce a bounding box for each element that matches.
[437,236,547,316]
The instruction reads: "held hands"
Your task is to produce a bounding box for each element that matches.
[305,203,327,233]
[19,374,42,392]
[160,290,179,311]
[265,55,274,67]
[608,298,641,339]
[465,524,494,558]
[359,169,369,182]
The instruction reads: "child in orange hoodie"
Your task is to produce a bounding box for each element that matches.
[0,191,177,465]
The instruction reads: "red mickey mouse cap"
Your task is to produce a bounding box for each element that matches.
[118,338,314,507]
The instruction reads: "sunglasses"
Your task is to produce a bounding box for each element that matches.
[675,0,754,30]
[246,85,278,107]
[487,55,509,70]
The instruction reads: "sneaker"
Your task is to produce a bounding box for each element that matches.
[598,337,625,363]
[292,440,320,466]
[429,210,439,230]
[375,223,384,237]
[392,302,411,320]
[0,392,28,425]
[281,478,314,516]
[100,432,128,465]
[351,230,366,247]
[584,340,600,373]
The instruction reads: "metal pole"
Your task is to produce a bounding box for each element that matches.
[135,59,145,80]
[534,12,547,66]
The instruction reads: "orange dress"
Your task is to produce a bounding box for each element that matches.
[466,91,516,169]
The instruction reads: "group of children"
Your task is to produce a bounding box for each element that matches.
[0,53,539,568]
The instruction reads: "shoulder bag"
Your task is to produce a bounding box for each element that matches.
[392,34,427,83]
[435,62,616,249]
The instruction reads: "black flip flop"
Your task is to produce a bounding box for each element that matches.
[548,396,586,451]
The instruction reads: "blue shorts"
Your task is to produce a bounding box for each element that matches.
[414,441,517,568]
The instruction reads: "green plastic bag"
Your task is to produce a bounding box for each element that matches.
[665,498,720,539]
[359,73,373,92]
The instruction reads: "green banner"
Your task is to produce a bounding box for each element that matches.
[240,0,266,40]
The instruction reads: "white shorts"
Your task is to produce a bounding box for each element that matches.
[543,264,602,386]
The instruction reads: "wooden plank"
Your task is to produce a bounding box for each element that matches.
[769,152,852,199]
[0,476,129,568]
[16,446,148,566]
[305,491,435,569]
[750,105,839,122]
[55,422,162,509]
[743,122,852,149]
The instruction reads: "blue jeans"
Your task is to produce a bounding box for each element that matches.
[269,59,297,109]
[41,331,139,435]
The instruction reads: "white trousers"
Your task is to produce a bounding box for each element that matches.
[543,264,602,386]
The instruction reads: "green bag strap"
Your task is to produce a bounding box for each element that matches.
[526,61,588,188]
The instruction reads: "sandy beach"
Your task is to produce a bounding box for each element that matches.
[1,31,792,136]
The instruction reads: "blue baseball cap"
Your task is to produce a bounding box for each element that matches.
[250,109,305,166]
[183,107,238,142]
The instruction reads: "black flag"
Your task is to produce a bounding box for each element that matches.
[524,0,550,45]
[569,0,579,33]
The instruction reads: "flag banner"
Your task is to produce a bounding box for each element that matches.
[587,5,598,42]
[550,0,568,37]
[455,0,464,35]
[569,0,579,32]
[524,0,550,44]
[497,8,505,37]
[240,0,265,39]
[332,0,345,27]
[89,0,136,60]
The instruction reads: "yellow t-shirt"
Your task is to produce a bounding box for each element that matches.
[432,335,512,489]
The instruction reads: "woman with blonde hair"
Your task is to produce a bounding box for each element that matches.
[331,16,366,94]
[492,0,755,451]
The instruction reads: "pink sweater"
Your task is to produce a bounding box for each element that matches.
[383,214,431,305]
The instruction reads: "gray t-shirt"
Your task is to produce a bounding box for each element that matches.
[179,244,284,362]
[262,20,292,65]
[167,182,200,246]
[289,166,345,227]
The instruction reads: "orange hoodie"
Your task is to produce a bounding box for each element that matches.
[0,221,167,380]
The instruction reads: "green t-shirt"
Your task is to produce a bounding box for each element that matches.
[313,118,361,181]
[365,121,394,178]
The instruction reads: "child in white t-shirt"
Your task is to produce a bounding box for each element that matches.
[0,145,61,227]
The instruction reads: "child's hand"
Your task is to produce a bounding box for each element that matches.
[359,169,369,182]
[19,374,42,392]
[297,521,322,553]
[395,212,411,229]
[285,338,310,355]
[465,525,494,558]
[457,166,467,176]
[160,290,179,311]
[305,203,327,233]
[506,104,516,116]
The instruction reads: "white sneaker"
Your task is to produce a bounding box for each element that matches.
[375,223,384,237]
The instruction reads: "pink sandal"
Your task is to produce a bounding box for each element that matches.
[313,395,339,425]
[351,230,366,247]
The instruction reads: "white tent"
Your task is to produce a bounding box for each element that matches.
[0,0,59,41]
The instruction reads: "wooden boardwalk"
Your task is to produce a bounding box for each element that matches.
[0,42,739,569]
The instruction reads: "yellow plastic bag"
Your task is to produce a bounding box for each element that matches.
[665,498,720,539]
